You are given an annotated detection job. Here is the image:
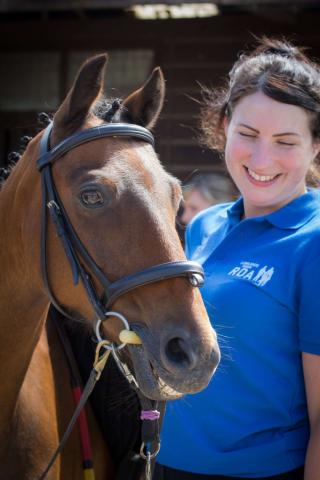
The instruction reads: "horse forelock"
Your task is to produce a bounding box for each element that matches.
[93,96,122,123]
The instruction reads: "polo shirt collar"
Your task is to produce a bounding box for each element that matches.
[225,189,320,230]
[225,197,244,226]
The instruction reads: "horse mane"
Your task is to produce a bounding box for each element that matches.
[0,97,123,191]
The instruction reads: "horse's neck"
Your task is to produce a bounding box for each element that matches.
[0,146,49,427]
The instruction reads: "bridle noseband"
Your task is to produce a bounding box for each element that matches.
[37,121,205,330]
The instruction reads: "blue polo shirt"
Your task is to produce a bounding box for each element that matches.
[157,189,320,477]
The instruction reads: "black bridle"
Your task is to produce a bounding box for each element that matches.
[37,121,205,324]
[36,121,205,479]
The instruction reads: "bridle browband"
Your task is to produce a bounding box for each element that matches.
[37,121,205,324]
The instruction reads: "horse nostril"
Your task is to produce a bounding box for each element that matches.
[165,337,196,369]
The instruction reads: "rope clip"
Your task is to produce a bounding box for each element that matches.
[93,340,111,380]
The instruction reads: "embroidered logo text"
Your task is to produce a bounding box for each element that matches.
[228,261,274,286]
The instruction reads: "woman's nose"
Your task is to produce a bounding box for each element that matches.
[251,141,274,170]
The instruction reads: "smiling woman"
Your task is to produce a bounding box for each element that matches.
[155,37,320,480]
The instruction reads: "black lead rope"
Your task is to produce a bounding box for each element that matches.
[38,369,100,480]
[138,395,166,480]
[110,350,166,480]
[37,336,110,480]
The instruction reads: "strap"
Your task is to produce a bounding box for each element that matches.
[106,261,204,307]
[137,394,166,480]
[37,336,111,480]
[38,369,99,480]
[50,307,83,386]
[40,168,107,320]
[37,123,155,170]
[50,308,95,477]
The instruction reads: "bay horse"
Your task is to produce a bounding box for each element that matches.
[0,54,220,479]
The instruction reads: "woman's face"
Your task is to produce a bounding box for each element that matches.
[224,91,320,217]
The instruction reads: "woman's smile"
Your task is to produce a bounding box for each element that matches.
[244,166,281,185]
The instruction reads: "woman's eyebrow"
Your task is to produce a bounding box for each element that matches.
[238,123,259,133]
[273,132,300,137]
[238,124,300,137]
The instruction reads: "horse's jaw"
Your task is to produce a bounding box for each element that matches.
[124,326,218,401]
[127,344,184,401]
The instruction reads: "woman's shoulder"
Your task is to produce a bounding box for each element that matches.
[185,202,233,255]
[298,190,320,240]
[298,213,320,261]
[290,192,320,271]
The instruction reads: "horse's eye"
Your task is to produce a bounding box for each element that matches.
[80,189,104,207]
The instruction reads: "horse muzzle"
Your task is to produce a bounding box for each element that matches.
[126,323,220,401]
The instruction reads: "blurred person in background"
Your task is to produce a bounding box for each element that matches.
[180,172,236,225]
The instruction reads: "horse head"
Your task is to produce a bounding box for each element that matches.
[23,54,220,401]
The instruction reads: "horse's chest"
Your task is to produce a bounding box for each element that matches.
[4,328,113,479]
[5,337,82,478]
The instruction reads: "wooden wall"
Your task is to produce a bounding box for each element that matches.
[1,8,320,179]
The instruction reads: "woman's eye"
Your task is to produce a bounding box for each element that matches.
[80,190,104,207]
[239,132,256,138]
[277,141,295,146]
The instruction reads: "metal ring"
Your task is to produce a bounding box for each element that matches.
[95,311,130,351]
[139,441,161,460]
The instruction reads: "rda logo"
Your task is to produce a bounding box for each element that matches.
[228,261,274,286]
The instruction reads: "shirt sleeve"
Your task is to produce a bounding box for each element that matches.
[298,255,320,355]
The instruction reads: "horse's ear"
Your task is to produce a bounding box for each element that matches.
[52,54,108,142]
[120,67,165,129]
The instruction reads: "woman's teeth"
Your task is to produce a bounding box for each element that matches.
[247,168,277,182]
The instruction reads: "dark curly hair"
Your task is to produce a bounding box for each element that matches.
[200,37,320,185]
